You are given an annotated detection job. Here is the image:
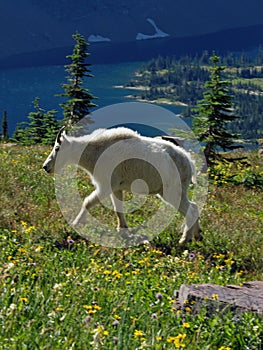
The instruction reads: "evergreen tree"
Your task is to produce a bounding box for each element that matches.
[25,97,46,144]
[59,32,97,127]
[15,97,46,145]
[13,97,60,145]
[42,109,61,145]
[193,53,239,166]
[1,110,9,142]
[12,124,24,143]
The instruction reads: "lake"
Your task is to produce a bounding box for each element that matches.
[0,62,184,135]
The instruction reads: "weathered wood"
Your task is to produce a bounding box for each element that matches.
[174,281,263,316]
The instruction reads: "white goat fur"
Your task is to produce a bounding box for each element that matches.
[43,127,201,244]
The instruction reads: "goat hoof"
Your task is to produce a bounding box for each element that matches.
[179,236,192,245]
[117,226,128,233]
[72,218,85,228]
[72,220,78,228]
[194,229,203,241]
[179,237,186,245]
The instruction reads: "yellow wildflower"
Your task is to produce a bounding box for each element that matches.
[93,304,101,311]
[93,326,103,334]
[35,245,43,252]
[134,329,144,338]
[151,249,163,255]
[20,297,28,303]
[112,270,123,278]
[18,248,27,254]
[167,333,187,348]
[212,294,219,300]
[55,307,63,311]
[183,322,190,328]
[224,258,233,265]
[214,253,225,259]
[83,305,93,310]
[25,226,35,234]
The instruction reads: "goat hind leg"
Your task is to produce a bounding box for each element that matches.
[159,188,200,244]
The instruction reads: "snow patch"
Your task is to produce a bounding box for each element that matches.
[136,18,170,40]
[88,34,111,43]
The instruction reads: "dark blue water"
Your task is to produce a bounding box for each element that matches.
[0,62,184,134]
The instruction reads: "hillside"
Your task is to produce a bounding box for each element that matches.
[0,145,262,348]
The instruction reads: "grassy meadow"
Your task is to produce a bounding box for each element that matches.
[0,145,263,349]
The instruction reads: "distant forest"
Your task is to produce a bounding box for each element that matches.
[126,48,263,140]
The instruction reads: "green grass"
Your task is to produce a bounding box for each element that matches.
[0,145,263,349]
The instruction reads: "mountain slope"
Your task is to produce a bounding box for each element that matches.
[1,0,263,61]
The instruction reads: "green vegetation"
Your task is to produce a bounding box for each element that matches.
[193,53,239,166]
[0,145,262,349]
[59,32,97,127]
[126,48,263,140]
[1,111,9,142]
[9,32,97,145]
[1,35,263,348]
[13,97,60,146]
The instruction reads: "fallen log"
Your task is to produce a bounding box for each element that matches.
[174,281,263,316]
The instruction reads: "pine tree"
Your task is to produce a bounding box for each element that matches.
[13,97,60,145]
[16,97,46,145]
[59,32,97,127]
[193,53,240,166]
[42,109,60,145]
[12,124,24,143]
[26,97,46,144]
[1,110,9,142]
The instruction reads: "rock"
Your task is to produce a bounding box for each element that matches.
[174,281,263,316]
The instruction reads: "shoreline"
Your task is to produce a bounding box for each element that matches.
[114,85,188,106]
[114,84,150,91]
[127,96,188,106]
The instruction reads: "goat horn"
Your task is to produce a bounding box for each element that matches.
[56,126,66,145]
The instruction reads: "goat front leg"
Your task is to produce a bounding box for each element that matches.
[72,190,103,227]
[110,190,128,231]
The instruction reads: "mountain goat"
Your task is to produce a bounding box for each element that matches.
[43,126,202,244]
